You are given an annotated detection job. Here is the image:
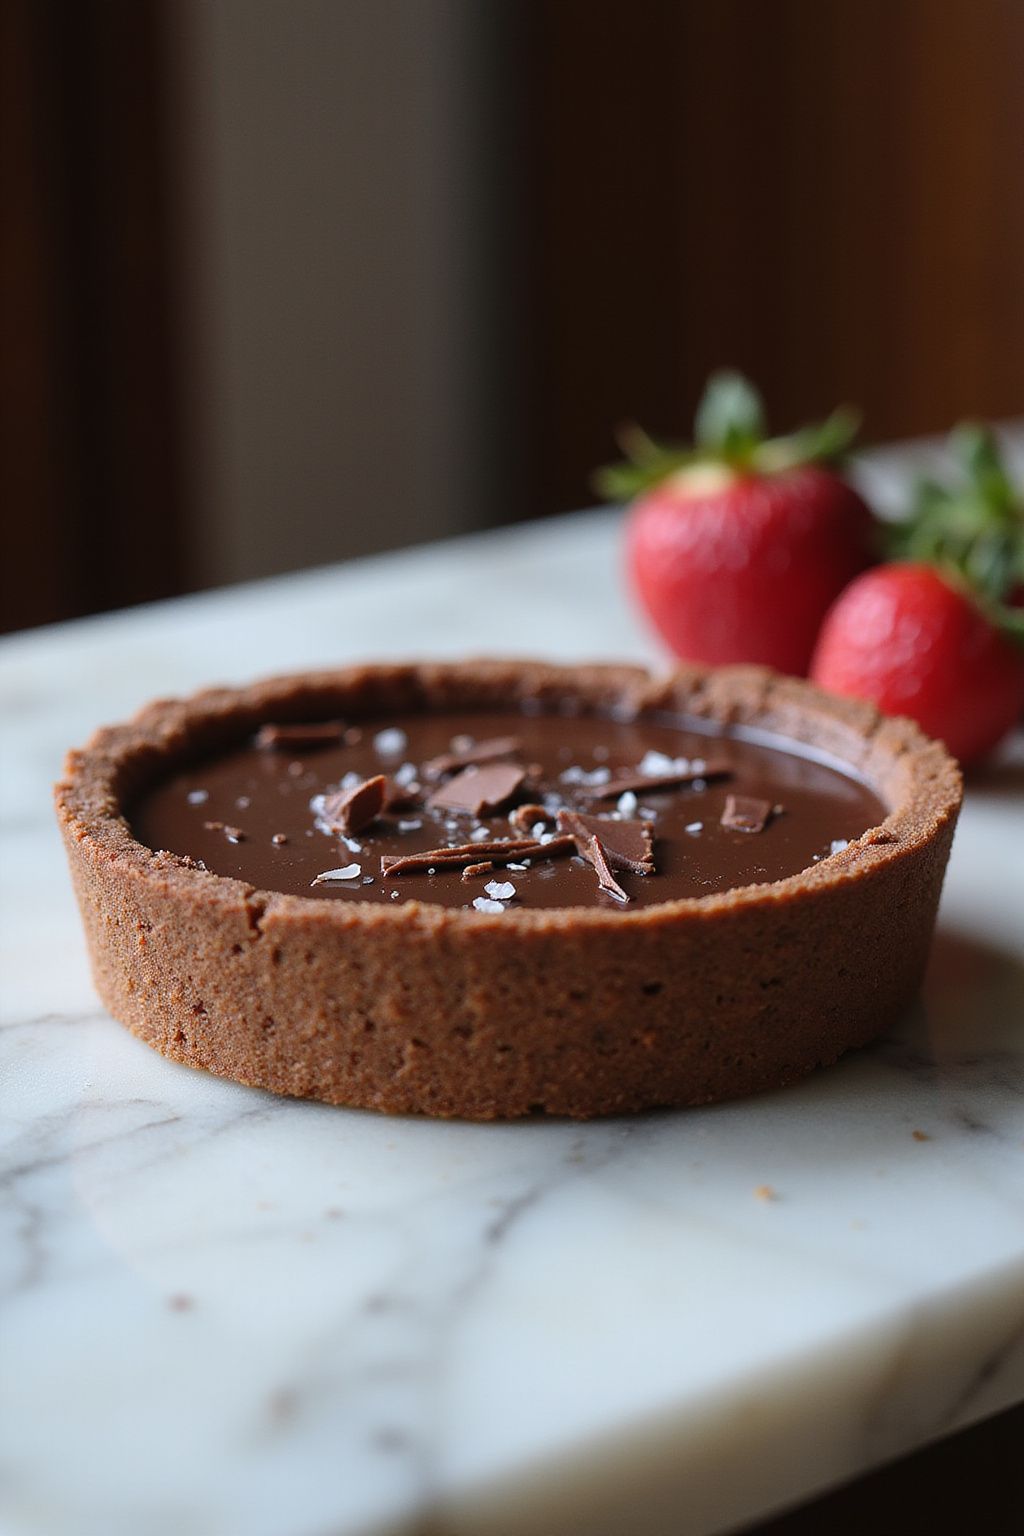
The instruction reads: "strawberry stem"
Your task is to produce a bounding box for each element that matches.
[593,370,861,500]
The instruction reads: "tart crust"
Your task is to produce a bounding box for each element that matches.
[54,660,962,1119]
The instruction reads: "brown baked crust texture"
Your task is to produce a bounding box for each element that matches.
[54,659,962,1119]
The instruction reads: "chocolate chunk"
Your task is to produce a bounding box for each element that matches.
[581,834,630,903]
[381,835,574,878]
[423,736,522,780]
[720,794,775,833]
[461,861,494,881]
[385,780,423,813]
[320,774,386,836]
[509,802,554,832]
[256,720,346,750]
[557,811,655,875]
[426,763,525,816]
[591,761,732,799]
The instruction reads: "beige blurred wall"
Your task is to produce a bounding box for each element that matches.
[174,0,506,589]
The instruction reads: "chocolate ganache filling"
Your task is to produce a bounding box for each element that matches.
[130,708,887,911]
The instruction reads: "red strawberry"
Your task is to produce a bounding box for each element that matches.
[811,563,1024,764]
[595,372,875,675]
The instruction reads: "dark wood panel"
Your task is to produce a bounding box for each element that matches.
[521,0,1024,517]
[0,0,68,630]
[0,0,187,633]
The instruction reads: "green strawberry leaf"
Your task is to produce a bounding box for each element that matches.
[592,424,699,500]
[757,406,862,473]
[694,371,766,460]
[889,424,1024,646]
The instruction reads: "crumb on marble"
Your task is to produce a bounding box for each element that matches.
[912,1128,931,1141]
[754,1184,778,1202]
[268,1388,299,1422]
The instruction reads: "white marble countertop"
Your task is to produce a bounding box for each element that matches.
[3,469,1024,1536]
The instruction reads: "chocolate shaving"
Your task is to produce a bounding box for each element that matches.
[461,861,494,881]
[423,736,522,780]
[320,774,386,836]
[581,834,630,903]
[557,811,654,875]
[520,834,576,860]
[591,761,732,799]
[509,802,555,832]
[720,794,775,833]
[255,720,345,750]
[426,763,525,816]
[381,835,574,878]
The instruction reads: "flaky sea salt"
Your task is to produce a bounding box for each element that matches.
[638,749,675,776]
[484,880,515,900]
[186,789,208,804]
[685,821,703,835]
[470,825,492,842]
[312,864,362,884]
[638,750,699,777]
[397,818,422,832]
[374,727,407,756]
[617,790,638,815]
[507,862,528,872]
[394,761,418,787]
[472,897,506,914]
[559,764,611,786]
[829,839,850,855]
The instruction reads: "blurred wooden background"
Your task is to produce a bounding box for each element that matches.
[3,0,1024,632]
[522,0,1024,515]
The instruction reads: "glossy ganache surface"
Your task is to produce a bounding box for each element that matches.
[131,708,888,911]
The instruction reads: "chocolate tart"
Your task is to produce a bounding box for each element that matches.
[55,660,961,1119]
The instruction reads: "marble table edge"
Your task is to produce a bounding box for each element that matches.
[372,1257,1024,1536]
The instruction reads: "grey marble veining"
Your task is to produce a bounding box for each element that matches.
[2,490,1023,1536]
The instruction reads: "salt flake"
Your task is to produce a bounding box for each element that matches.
[312,863,362,884]
[484,880,516,901]
[472,897,506,914]
[374,727,407,756]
